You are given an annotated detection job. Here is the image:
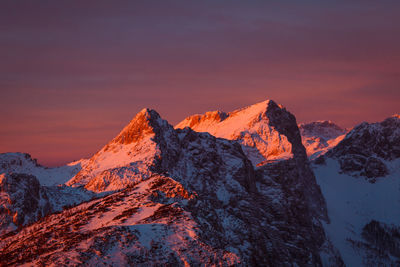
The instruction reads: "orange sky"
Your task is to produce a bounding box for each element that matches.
[1,1,399,166]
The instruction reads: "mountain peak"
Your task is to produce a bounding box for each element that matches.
[112,108,164,145]
[176,100,276,131]
[176,99,298,165]
[138,107,158,117]
[67,108,179,190]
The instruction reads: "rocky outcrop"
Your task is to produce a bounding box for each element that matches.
[0,172,93,235]
[0,173,51,232]
[265,101,328,221]
[325,115,400,180]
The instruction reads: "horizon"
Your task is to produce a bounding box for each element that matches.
[1,1,399,166]
[1,99,396,167]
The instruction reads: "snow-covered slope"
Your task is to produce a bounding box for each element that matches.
[299,121,347,159]
[0,152,86,186]
[313,115,400,266]
[176,100,294,166]
[314,158,400,266]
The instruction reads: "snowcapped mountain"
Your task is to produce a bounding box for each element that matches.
[0,101,342,266]
[299,121,347,159]
[176,100,293,166]
[0,100,398,266]
[313,115,400,266]
[67,108,179,192]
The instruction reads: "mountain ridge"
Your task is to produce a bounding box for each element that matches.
[0,100,398,266]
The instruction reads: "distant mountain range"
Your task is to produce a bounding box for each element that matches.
[0,100,399,266]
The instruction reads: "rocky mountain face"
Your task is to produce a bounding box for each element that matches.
[176,100,293,166]
[178,100,328,223]
[323,114,400,180]
[0,173,51,233]
[313,115,400,266]
[0,171,94,236]
[0,154,94,235]
[299,121,347,159]
[0,101,341,266]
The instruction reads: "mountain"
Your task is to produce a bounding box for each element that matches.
[176,100,293,166]
[0,102,341,266]
[299,121,347,159]
[177,100,328,220]
[313,114,400,266]
[1,99,398,266]
[324,114,400,179]
[67,108,179,192]
[0,153,93,235]
[0,152,85,186]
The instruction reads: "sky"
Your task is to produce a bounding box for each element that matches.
[1,1,399,166]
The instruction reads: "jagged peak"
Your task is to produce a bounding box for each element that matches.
[111,108,169,145]
[174,99,299,165]
[138,107,159,117]
[229,99,280,118]
[176,99,286,130]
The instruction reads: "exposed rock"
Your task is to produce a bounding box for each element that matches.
[327,115,400,180]
[0,172,93,236]
[0,173,51,231]
[265,101,328,222]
